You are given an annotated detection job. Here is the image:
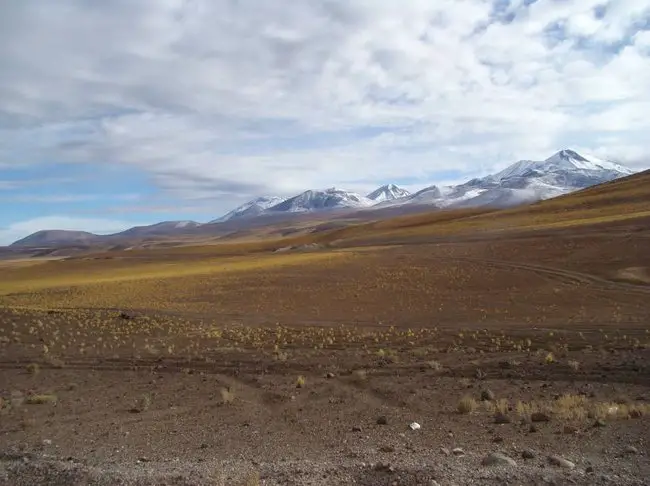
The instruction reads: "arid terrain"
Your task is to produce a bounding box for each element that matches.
[1,172,650,485]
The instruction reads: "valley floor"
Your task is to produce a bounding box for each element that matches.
[1,221,649,485]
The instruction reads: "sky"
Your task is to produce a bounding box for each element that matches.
[1,0,649,245]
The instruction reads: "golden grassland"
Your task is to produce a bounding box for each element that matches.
[0,251,348,296]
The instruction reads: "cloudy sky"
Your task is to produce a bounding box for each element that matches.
[1,0,649,244]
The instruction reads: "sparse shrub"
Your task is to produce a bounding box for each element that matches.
[26,363,40,375]
[567,359,580,371]
[220,387,235,404]
[130,394,151,413]
[26,394,57,405]
[457,396,477,415]
[427,360,442,371]
[242,471,261,486]
[296,375,306,388]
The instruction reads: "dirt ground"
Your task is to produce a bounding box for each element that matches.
[1,227,650,485]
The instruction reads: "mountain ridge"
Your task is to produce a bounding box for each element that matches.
[8,149,636,247]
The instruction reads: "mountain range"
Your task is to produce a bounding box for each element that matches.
[8,149,636,248]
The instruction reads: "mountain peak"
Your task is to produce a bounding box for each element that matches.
[210,196,285,223]
[367,184,411,202]
[549,148,586,161]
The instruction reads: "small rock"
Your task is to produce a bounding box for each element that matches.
[492,436,504,443]
[548,455,575,469]
[624,445,638,455]
[42,439,52,446]
[494,412,511,424]
[563,425,578,434]
[529,424,538,433]
[482,452,517,467]
[326,372,335,379]
[440,447,451,456]
[379,445,395,453]
[374,462,395,473]
[352,425,362,432]
[452,447,465,456]
[199,443,209,449]
[593,419,606,427]
[481,389,495,401]
[585,466,594,474]
[409,422,421,430]
[430,481,441,486]
[376,416,388,425]
[522,450,535,459]
[531,412,551,423]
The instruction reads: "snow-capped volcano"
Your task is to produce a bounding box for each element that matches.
[210,196,285,223]
[366,184,411,202]
[445,149,634,209]
[209,149,634,221]
[268,188,373,213]
[491,149,634,182]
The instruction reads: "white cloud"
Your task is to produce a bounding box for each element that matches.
[0,0,648,202]
[0,216,141,246]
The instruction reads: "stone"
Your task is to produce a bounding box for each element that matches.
[531,412,551,423]
[376,416,388,425]
[522,450,535,459]
[452,447,465,456]
[440,447,451,456]
[563,425,578,434]
[379,445,395,453]
[494,412,511,424]
[482,452,517,467]
[481,389,496,401]
[326,372,335,379]
[352,426,362,432]
[624,445,638,455]
[593,419,606,427]
[529,425,538,433]
[548,455,575,469]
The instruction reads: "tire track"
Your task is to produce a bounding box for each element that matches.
[445,256,650,295]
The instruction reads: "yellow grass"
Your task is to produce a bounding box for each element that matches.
[0,251,348,296]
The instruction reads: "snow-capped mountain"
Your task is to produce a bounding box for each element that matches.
[9,149,636,248]
[210,196,285,223]
[378,149,634,210]
[366,184,411,203]
[267,188,373,213]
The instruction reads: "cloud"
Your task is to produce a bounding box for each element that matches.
[0,0,649,203]
[0,216,142,246]
[0,194,140,203]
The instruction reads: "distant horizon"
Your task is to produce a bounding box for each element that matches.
[2,1,650,244]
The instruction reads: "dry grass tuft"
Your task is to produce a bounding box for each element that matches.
[457,396,478,415]
[130,394,151,413]
[220,387,236,404]
[296,375,306,388]
[427,360,443,371]
[26,393,57,405]
[26,363,40,375]
[567,359,580,371]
